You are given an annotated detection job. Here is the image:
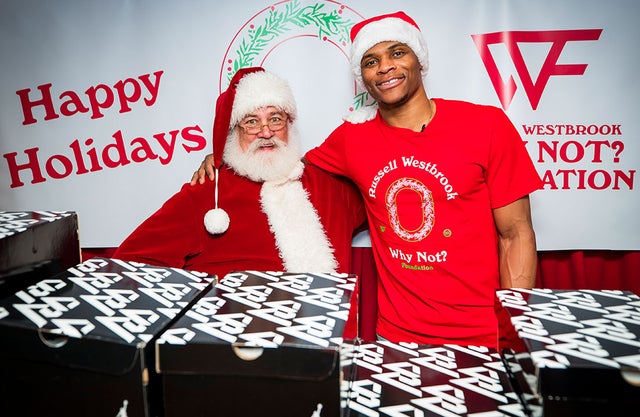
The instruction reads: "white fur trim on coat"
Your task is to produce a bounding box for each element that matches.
[260,161,338,273]
[343,106,378,124]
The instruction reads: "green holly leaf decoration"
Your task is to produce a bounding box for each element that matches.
[229,0,354,82]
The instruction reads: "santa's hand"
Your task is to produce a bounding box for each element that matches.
[190,153,215,185]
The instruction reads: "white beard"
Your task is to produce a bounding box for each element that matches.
[223,125,302,182]
[220,123,338,273]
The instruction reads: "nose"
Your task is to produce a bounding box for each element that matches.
[257,123,275,138]
[377,56,396,74]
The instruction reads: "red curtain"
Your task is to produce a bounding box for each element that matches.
[82,247,640,341]
[537,250,640,292]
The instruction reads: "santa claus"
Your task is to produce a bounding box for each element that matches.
[113,67,365,279]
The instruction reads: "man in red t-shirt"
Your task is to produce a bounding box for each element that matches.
[193,12,541,348]
[304,11,541,348]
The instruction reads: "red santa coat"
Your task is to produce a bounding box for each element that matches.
[113,163,365,278]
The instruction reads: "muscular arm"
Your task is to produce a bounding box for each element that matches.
[493,196,537,288]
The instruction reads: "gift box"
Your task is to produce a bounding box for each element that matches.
[156,270,357,417]
[0,257,215,417]
[496,288,640,417]
[341,340,527,416]
[0,211,80,295]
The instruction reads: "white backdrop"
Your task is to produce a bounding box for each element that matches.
[1,0,638,250]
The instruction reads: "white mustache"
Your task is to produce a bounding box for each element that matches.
[250,138,283,152]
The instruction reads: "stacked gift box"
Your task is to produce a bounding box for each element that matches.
[0,257,215,417]
[341,340,528,416]
[156,270,357,417]
[496,288,640,417]
[8,210,635,416]
[0,210,80,295]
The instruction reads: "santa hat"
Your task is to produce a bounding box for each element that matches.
[349,11,429,87]
[204,67,298,235]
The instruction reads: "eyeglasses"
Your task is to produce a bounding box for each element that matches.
[238,115,288,134]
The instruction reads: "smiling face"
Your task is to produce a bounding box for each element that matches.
[236,106,289,152]
[360,41,424,109]
[223,105,302,182]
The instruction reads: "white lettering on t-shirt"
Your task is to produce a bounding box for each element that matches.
[368,159,398,198]
[401,156,458,200]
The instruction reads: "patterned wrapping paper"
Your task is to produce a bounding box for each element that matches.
[158,270,356,348]
[0,210,76,239]
[341,340,527,417]
[0,258,215,347]
[156,270,357,417]
[496,288,640,416]
[0,210,80,283]
[0,257,215,417]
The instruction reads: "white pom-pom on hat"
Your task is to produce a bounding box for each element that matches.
[204,207,230,234]
[204,167,229,235]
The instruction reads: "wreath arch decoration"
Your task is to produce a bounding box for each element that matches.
[219,0,375,111]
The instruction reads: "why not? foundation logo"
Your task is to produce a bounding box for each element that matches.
[472,29,603,110]
[472,28,634,193]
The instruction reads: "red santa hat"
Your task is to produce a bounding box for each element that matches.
[349,11,429,87]
[204,67,298,235]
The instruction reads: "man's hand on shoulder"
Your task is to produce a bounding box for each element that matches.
[190,153,216,185]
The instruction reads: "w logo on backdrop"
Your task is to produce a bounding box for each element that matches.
[472,29,602,110]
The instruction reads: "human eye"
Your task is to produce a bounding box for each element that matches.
[362,57,377,68]
[243,118,259,126]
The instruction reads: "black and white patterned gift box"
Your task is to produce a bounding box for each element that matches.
[0,257,215,417]
[156,270,357,417]
[0,210,76,240]
[0,210,80,292]
[496,288,640,417]
[341,341,527,417]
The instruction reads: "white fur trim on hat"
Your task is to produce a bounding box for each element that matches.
[231,71,298,127]
[350,16,429,87]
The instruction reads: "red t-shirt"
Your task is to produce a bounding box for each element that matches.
[305,98,542,347]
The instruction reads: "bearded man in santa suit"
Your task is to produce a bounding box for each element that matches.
[114,67,366,279]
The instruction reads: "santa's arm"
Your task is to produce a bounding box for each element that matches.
[191,153,309,185]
